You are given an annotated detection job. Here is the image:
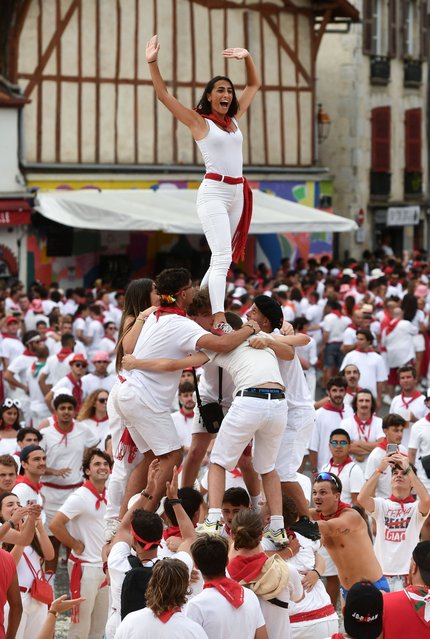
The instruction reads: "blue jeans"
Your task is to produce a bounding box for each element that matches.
[340,575,390,601]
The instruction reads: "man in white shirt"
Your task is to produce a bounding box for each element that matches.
[38,333,76,394]
[358,452,430,592]
[365,413,406,498]
[342,363,362,407]
[321,300,351,388]
[340,329,387,410]
[341,389,384,473]
[0,317,24,371]
[340,308,363,354]
[13,445,46,518]
[49,449,112,639]
[171,381,195,453]
[389,364,427,448]
[381,307,418,398]
[321,429,364,506]
[309,376,353,473]
[82,351,116,395]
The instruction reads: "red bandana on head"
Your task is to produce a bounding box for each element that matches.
[203,577,244,608]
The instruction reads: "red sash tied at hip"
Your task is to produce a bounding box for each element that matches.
[69,553,89,623]
[204,172,253,263]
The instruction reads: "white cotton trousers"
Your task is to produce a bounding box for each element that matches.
[197,179,244,313]
[67,563,109,639]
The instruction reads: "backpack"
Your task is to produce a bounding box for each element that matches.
[120,555,155,620]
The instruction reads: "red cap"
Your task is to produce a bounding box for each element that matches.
[5,316,20,325]
[69,353,88,366]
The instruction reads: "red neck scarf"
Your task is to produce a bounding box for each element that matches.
[57,347,73,362]
[82,479,106,510]
[349,323,359,331]
[204,577,244,608]
[378,438,389,450]
[405,585,430,627]
[200,112,233,132]
[346,386,362,396]
[23,349,36,357]
[158,608,181,623]
[2,333,20,340]
[323,400,345,417]
[179,408,194,419]
[228,552,268,583]
[66,373,83,408]
[355,347,374,353]
[319,501,351,521]
[16,475,42,493]
[92,415,109,424]
[331,310,343,318]
[52,415,74,445]
[383,317,401,336]
[389,494,416,510]
[155,306,187,322]
[353,414,373,441]
[115,427,138,463]
[401,390,422,408]
[329,456,353,476]
[163,525,181,541]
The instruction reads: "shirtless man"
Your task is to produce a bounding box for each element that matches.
[310,471,388,598]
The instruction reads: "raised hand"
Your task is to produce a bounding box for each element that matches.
[49,594,86,614]
[146,35,160,63]
[166,465,179,500]
[146,458,160,493]
[223,47,249,60]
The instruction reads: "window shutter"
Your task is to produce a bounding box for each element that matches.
[363,0,375,54]
[399,0,408,58]
[420,0,428,60]
[405,108,422,171]
[388,0,397,57]
[371,107,391,172]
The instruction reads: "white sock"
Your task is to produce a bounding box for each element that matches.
[207,508,222,524]
[250,495,261,512]
[270,515,285,532]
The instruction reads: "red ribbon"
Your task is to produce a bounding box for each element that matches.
[322,401,345,418]
[66,373,83,409]
[328,456,353,476]
[163,525,181,541]
[52,415,74,446]
[401,390,422,408]
[57,347,73,362]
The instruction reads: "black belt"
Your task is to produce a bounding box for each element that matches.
[236,389,285,400]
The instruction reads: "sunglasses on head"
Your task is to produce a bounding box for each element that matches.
[2,398,21,410]
[314,472,341,490]
[330,439,349,447]
[73,362,87,369]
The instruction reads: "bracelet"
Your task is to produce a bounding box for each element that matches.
[376,468,384,474]
[7,519,15,529]
[245,323,256,335]
[167,498,182,506]
[140,489,153,500]
[403,466,412,475]
[48,609,58,618]
[286,546,293,557]
[312,568,321,579]
[136,318,145,323]
[148,60,157,64]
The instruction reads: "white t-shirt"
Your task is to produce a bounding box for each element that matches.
[126,314,208,412]
[7,353,37,386]
[340,351,387,397]
[390,393,427,448]
[41,422,99,487]
[277,351,313,413]
[197,363,235,408]
[340,414,384,471]
[77,417,110,449]
[171,411,193,449]
[86,319,105,357]
[309,404,354,470]
[321,313,351,342]
[42,353,76,386]
[321,459,365,504]
[342,325,357,348]
[13,478,46,523]
[185,584,265,639]
[115,608,208,639]
[0,337,24,364]
[59,483,106,565]
[408,416,430,488]
[258,564,303,639]
[82,372,116,395]
[372,497,427,575]
[205,332,283,395]
[381,320,418,368]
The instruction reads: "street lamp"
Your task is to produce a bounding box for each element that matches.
[317,103,331,143]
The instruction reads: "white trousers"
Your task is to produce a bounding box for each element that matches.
[291,617,339,639]
[67,563,109,639]
[276,409,315,481]
[5,592,47,639]
[197,179,243,313]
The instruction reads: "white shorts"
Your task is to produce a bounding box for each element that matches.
[413,333,425,353]
[210,395,287,474]
[116,380,181,456]
[276,409,315,481]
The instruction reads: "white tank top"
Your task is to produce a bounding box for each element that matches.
[195,118,243,177]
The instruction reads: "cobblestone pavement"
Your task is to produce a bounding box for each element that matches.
[53,558,71,639]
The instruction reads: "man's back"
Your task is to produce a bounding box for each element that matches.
[383,587,430,637]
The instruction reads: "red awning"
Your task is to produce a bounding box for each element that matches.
[0,200,32,226]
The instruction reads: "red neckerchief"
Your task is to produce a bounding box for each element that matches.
[355,347,374,353]
[405,585,430,627]
[66,373,83,408]
[348,323,359,331]
[401,390,422,408]
[57,347,73,362]
[354,414,373,441]
[92,415,109,424]
[82,479,107,510]
[179,408,194,419]
[15,475,42,493]
[204,577,244,608]
[389,494,416,511]
[1,333,20,340]
[200,112,233,132]
[155,306,187,322]
[23,349,36,357]
[323,401,345,418]
[383,317,401,336]
[52,415,74,445]
[115,427,138,463]
[163,525,181,541]
[227,552,268,582]
[158,608,181,623]
[329,456,353,476]
[378,438,388,450]
[346,386,362,397]
[331,310,343,318]
[319,501,351,521]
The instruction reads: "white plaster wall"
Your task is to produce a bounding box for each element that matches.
[0,109,24,192]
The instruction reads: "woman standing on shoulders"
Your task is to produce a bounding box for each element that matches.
[146,35,260,331]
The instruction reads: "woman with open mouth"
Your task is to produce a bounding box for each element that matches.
[146,34,261,332]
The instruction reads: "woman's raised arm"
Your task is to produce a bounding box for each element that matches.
[223,48,261,118]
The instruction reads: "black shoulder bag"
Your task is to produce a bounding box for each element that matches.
[193,367,224,434]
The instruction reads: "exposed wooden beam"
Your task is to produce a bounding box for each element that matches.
[263,13,311,85]
[314,8,333,57]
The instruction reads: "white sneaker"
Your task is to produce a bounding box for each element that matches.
[382,394,392,406]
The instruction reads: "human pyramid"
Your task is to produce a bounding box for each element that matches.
[1,32,430,639]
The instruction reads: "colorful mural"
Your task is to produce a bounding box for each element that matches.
[27,178,334,286]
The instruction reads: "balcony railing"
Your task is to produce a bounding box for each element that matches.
[404,170,423,198]
[404,59,422,87]
[370,171,391,198]
[370,56,390,85]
